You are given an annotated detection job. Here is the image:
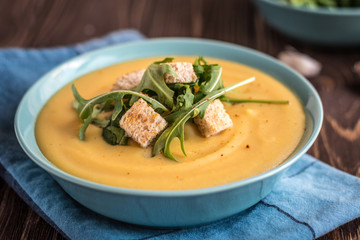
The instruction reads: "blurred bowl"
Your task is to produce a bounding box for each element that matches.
[253,0,360,46]
[14,38,323,227]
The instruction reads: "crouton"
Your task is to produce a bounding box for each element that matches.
[194,99,233,137]
[119,98,168,148]
[112,69,145,90]
[163,62,197,84]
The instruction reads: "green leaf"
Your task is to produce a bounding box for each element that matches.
[72,85,92,119]
[153,77,255,161]
[152,121,187,161]
[193,56,207,78]
[130,63,177,108]
[154,57,174,64]
[200,65,223,93]
[174,86,194,111]
[78,115,93,140]
[220,96,289,105]
[193,56,207,65]
[112,97,124,121]
[73,85,168,119]
[92,118,110,128]
[102,126,128,145]
[192,57,224,102]
[72,85,168,140]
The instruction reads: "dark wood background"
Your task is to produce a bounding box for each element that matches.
[1,0,359,239]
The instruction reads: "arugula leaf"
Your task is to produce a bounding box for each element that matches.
[200,65,223,94]
[192,57,224,102]
[112,97,124,121]
[153,77,255,161]
[192,56,207,78]
[92,118,110,128]
[102,103,129,145]
[166,86,194,123]
[220,96,289,105]
[72,85,168,140]
[130,60,177,108]
[154,57,174,64]
[173,86,194,111]
[193,56,207,65]
[102,126,128,145]
[78,115,93,141]
[72,86,91,118]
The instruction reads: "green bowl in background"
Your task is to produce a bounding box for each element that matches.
[253,0,360,46]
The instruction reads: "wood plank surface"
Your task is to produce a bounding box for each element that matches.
[0,0,359,239]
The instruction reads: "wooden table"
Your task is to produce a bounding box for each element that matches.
[1,0,359,239]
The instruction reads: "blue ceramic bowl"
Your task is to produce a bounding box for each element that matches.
[253,0,360,46]
[14,38,323,227]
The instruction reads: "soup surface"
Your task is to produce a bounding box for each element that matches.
[36,57,305,190]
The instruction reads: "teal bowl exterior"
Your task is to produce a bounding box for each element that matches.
[253,0,360,46]
[14,38,323,227]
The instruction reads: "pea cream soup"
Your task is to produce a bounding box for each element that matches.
[35,57,305,190]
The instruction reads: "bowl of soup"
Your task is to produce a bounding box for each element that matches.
[253,0,360,46]
[14,38,323,227]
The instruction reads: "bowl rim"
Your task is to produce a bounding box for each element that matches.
[257,0,360,16]
[14,37,323,197]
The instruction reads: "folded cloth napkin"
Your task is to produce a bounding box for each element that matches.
[1,29,360,240]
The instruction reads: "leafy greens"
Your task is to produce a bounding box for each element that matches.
[130,58,177,108]
[153,77,255,160]
[72,57,288,161]
[72,85,168,141]
[279,0,360,8]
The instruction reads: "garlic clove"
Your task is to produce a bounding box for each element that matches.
[278,48,322,78]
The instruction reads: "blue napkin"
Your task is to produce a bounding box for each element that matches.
[1,30,360,240]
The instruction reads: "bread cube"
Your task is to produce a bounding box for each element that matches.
[194,99,233,137]
[163,62,197,84]
[119,98,168,148]
[112,69,145,90]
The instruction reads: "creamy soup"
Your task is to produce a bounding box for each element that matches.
[35,57,305,190]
